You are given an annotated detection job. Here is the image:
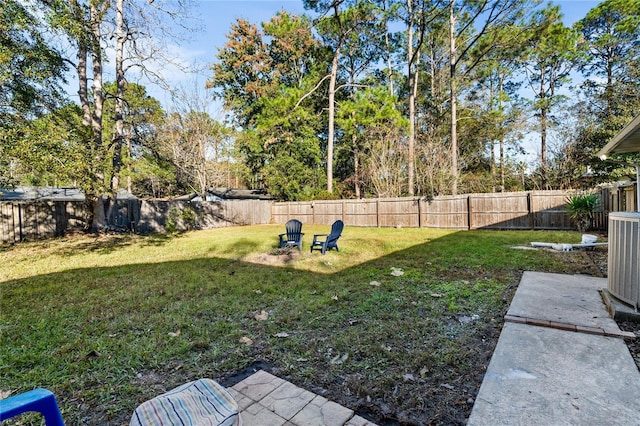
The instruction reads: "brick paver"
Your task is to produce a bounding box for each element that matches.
[229,371,378,426]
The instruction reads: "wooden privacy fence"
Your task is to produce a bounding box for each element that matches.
[1,188,621,243]
[272,190,608,231]
[0,199,271,243]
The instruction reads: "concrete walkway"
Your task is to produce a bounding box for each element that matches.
[228,370,377,426]
[468,271,640,425]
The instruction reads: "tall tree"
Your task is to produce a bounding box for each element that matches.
[397,0,442,196]
[559,0,640,186]
[42,0,194,230]
[447,0,539,194]
[304,0,380,194]
[208,12,326,200]
[0,0,67,188]
[523,5,579,187]
[575,0,640,119]
[336,86,408,197]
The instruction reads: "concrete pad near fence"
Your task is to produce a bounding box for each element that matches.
[468,271,640,426]
[506,271,615,329]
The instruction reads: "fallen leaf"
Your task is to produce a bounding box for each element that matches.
[403,374,415,382]
[369,281,381,287]
[254,310,269,321]
[86,350,100,359]
[430,293,444,298]
[254,290,262,294]
[331,353,348,364]
[274,332,289,338]
[0,390,12,400]
[168,329,181,337]
[239,336,253,345]
[332,294,339,301]
[390,267,404,277]
[441,383,455,390]
[420,366,430,377]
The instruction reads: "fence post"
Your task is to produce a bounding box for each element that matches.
[467,195,472,230]
[376,199,380,228]
[528,192,535,230]
[417,197,422,228]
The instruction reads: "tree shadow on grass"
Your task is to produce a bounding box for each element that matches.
[1,229,595,426]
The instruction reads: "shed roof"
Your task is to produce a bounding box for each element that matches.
[0,186,85,201]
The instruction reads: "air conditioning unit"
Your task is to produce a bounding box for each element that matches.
[607,212,640,311]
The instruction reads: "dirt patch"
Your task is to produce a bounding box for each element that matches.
[244,250,303,266]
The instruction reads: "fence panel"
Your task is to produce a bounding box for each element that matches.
[136,200,272,234]
[343,199,377,227]
[310,200,344,225]
[378,197,420,228]
[422,196,468,229]
[531,191,574,230]
[0,202,17,242]
[469,192,531,229]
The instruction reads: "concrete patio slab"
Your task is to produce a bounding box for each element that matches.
[507,271,615,329]
[468,322,640,426]
[469,271,640,426]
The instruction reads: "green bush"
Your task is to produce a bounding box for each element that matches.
[565,193,599,232]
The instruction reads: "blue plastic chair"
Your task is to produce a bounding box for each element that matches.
[278,219,304,251]
[0,388,64,425]
[310,220,344,255]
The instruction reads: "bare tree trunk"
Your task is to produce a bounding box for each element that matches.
[385,31,394,96]
[111,0,125,193]
[353,133,361,198]
[383,0,394,96]
[499,74,505,192]
[90,2,106,231]
[407,11,416,197]
[539,66,548,189]
[489,78,496,193]
[449,2,458,195]
[327,48,340,194]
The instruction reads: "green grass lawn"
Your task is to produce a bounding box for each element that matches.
[0,226,600,425]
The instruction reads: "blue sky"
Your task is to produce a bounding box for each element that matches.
[102,0,604,107]
[159,0,601,97]
[142,0,602,164]
[183,0,601,70]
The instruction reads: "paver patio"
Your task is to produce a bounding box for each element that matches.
[228,370,377,426]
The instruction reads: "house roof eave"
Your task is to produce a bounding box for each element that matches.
[597,113,640,159]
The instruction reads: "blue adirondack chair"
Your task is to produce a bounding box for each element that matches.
[278,219,304,251]
[310,220,344,255]
[0,388,65,425]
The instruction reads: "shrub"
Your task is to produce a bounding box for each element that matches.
[565,193,599,233]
